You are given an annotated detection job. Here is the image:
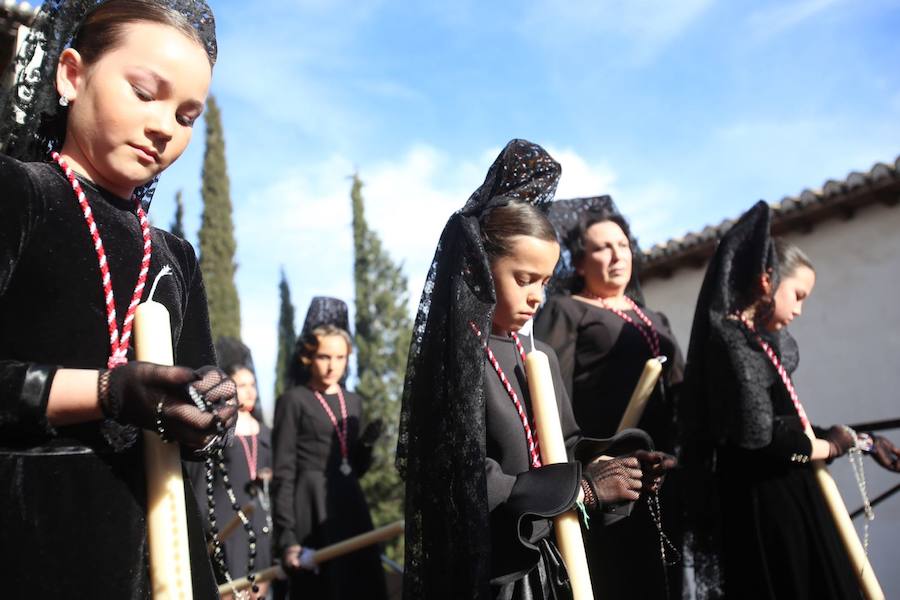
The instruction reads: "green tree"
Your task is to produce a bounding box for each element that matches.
[274,268,297,399]
[351,174,412,562]
[170,189,185,239]
[198,95,241,340]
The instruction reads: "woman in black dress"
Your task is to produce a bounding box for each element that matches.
[397,140,674,600]
[680,201,900,599]
[0,1,235,597]
[272,296,386,600]
[534,197,684,599]
[206,360,273,600]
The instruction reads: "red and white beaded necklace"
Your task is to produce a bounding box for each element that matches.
[313,387,353,475]
[52,152,152,369]
[584,292,661,358]
[735,313,811,430]
[470,322,542,469]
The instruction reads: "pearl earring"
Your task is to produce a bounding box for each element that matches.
[58,96,69,108]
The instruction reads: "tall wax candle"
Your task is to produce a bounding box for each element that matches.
[804,425,883,600]
[524,347,594,600]
[616,358,663,433]
[134,268,194,599]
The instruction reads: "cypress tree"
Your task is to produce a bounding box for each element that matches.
[351,174,412,562]
[198,95,241,340]
[169,189,185,239]
[274,268,297,399]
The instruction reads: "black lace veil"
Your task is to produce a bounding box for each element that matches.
[287,296,351,388]
[300,296,350,337]
[0,0,216,210]
[396,139,560,600]
[681,200,777,448]
[679,200,779,599]
[545,195,646,304]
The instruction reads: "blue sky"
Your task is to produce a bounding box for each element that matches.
[149,0,900,418]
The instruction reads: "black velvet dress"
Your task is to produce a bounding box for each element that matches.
[707,321,860,599]
[484,332,652,600]
[0,155,219,598]
[271,385,387,600]
[534,295,685,600]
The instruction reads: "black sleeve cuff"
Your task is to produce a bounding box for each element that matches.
[573,427,654,464]
[766,417,814,465]
[2,363,58,438]
[489,462,581,585]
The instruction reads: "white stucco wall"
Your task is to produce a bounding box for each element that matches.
[642,201,900,596]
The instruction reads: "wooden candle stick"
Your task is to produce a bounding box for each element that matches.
[523,341,594,600]
[616,357,664,433]
[804,425,884,600]
[208,502,255,554]
[134,267,194,599]
[219,520,405,595]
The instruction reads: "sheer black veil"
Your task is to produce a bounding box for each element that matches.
[396,139,561,600]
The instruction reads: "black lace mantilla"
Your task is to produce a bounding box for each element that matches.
[300,296,350,336]
[396,139,561,600]
[679,201,784,598]
[545,195,646,304]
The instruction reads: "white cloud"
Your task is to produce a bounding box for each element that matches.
[547,146,618,199]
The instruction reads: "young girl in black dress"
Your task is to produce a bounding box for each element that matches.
[208,360,273,600]
[681,200,900,599]
[0,0,235,597]
[272,296,387,600]
[398,139,675,600]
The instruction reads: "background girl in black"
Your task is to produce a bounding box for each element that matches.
[272,296,386,600]
[0,0,235,597]
[397,140,674,600]
[680,201,900,599]
[534,197,685,599]
[201,339,273,600]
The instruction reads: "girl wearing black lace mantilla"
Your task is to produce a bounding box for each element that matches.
[680,201,900,599]
[271,296,387,600]
[397,139,676,600]
[0,0,236,597]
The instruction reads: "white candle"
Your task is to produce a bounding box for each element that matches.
[135,267,194,600]
[616,358,664,433]
[524,348,594,600]
[804,425,884,600]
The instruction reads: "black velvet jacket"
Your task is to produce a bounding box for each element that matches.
[0,154,218,598]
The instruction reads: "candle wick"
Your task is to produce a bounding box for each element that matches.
[148,265,173,302]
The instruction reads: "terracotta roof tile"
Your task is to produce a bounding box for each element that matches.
[641,155,900,278]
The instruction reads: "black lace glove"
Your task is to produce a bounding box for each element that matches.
[359,418,384,447]
[633,450,677,494]
[188,366,238,452]
[869,434,900,472]
[824,425,855,461]
[99,362,237,452]
[581,456,642,509]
